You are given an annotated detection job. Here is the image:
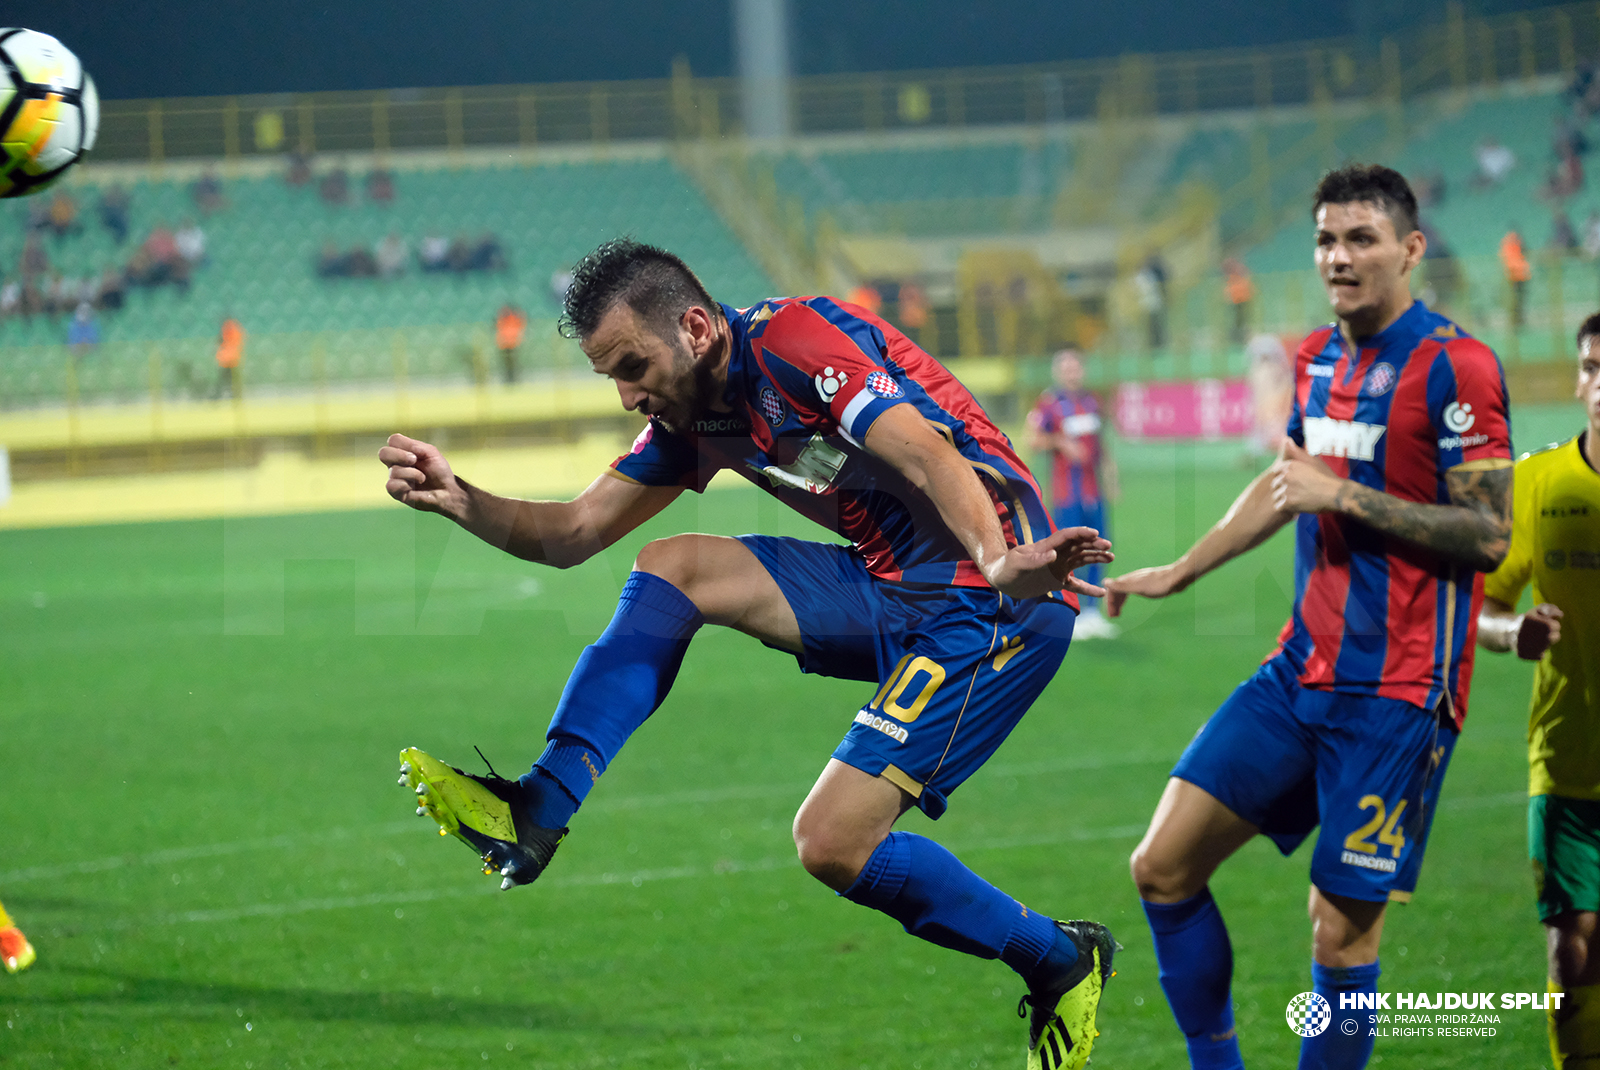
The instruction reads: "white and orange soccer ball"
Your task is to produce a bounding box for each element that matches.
[0,28,97,199]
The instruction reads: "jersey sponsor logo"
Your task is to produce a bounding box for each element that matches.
[815,366,849,404]
[691,417,751,434]
[748,433,849,494]
[1364,362,1397,397]
[1307,363,1336,378]
[1541,505,1591,518]
[1545,548,1600,570]
[1063,413,1102,436]
[1443,401,1476,433]
[853,709,908,744]
[1304,416,1387,460]
[759,385,786,426]
[865,370,904,399]
[1438,432,1490,450]
[1340,849,1398,873]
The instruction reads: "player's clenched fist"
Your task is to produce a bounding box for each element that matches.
[379,433,467,519]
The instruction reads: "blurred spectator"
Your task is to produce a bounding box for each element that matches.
[1472,138,1517,188]
[286,149,312,187]
[0,280,18,318]
[1583,211,1600,261]
[191,167,227,215]
[1412,169,1446,208]
[549,269,574,307]
[45,273,71,316]
[139,224,191,291]
[1551,210,1580,253]
[319,163,350,206]
[47,191,79,239]
[1501,228,1531,329]
[316,242,348,279]
[847,283,882,315]
[420,234,450,273]
[96,266,126,311]
[1246,332,1293,460]
[1571,61,1600,117]
[375,233,407,278]
[896,280,929,342]
[366,167,395,204]
[215,316,245,400]
[19,234,48,279]
[175,218,207,267]
[98,184,131,244]
[495,303,527,384]
[344,244,378,278]
[26,198,48,233]
[1222,257,1254,345]
[1543,150,1585,200]
[466,232,507,272]
[446,235,472,272]
[1133,253,1168,349]
[1554,115,1590,160]
[67,302,100,357]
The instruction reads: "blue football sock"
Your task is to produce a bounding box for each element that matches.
[1299,960,1379,1070]
[1144,890,1243,1070]
[516,571,703,827]
[842,831,1072,983]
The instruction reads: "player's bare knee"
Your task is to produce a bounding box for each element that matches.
[633,536,702,594]
[1130,842,1195,901]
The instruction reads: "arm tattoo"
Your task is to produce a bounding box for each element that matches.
[1329,464,1512,573]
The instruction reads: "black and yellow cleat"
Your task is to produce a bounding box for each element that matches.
[398,747,566,890]
[1018,919,1119,1070]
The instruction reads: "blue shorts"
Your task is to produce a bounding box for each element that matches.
[739,535,1075,820]
[1172,654,1458,903]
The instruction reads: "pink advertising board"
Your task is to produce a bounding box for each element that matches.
[1113,379,1255,440]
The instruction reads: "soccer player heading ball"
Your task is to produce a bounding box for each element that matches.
[1106,164,1514,1070]
[380,240,1117,1069]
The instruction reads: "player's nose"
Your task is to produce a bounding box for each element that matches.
[616,381,647,413]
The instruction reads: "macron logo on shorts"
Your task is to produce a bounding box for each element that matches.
[1305,417,1386,461]
[1340,849,1398,873]
[854,709,908,744]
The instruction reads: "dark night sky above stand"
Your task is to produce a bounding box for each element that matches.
[3,0,1565,100]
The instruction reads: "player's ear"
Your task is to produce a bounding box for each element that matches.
[1403,226,1426,272]
[681,304,716,358]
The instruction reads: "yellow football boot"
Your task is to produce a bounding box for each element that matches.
[398,747,566,890]
[1019,920,1118,1070]
[1,926,35,974]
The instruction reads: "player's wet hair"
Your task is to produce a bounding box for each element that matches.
[559,238,718,341]
[1312,164,1419,238]
[1578,311,1600,348]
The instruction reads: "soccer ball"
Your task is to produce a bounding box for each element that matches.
[0,28,98,199]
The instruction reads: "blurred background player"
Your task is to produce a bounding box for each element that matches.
[1105,164,1513,1070]
[494,301,527,385]
[382,239,1118,1070]
[1028,348,1118,638]
[1478,312,1600,1070]
[0,898,35,974]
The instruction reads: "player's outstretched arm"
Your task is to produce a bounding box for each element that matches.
[378,432,682,567]
[1271,439,1513,573]
[1103,463,1291,617]
[862,405,1112,600]
[1477,597,1563,660]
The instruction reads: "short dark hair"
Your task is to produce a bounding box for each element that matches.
[1576,310,1600,348]
[1312,164,1420,238]
[558,238,717,341]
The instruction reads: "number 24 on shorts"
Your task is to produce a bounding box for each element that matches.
[1345,794,1408,858]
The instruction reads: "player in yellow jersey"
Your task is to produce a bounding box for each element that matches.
[1478,312,1600,1069]
[0,897,35,974]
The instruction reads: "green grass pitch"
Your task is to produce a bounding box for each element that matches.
[1,455,1546,1068]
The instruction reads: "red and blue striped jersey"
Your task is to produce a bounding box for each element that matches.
[1029,388,1105,507]
[1273,301,1511,726]
[610,298,1068,602]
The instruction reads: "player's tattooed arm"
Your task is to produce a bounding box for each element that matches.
[1323,462,1513,573]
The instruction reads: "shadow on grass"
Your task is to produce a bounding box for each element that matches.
[9,965,591,1033]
